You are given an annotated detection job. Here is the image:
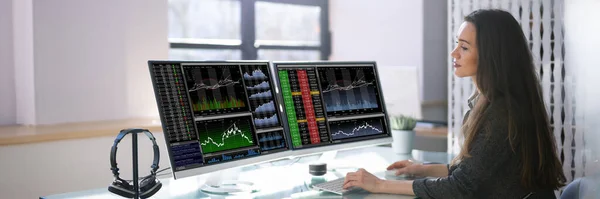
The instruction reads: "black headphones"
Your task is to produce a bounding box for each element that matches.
[109,128,162,198]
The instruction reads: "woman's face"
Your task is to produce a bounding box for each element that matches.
[451,22,478,78]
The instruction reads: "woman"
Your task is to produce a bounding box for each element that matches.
[343,9,566,198]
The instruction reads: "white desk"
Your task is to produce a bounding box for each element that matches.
[42,146,451,199]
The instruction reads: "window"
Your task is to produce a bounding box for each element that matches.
[168,0,330,61]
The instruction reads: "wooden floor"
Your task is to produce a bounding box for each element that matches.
[0,118,163,146]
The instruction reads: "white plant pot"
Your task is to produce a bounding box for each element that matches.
[391,130,415,154]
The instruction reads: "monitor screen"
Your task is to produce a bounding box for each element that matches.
[149,61,289,178]
[273,62,391,151]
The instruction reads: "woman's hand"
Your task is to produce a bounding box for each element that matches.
[343,168,383,193]
[386,159,426,177]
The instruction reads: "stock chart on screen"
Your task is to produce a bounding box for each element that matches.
[318,67,383,117]
[275,63,389,150]
[183,65,249,117]
[150,62,287,172]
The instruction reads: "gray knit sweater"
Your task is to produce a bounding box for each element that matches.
[412,93,557,199]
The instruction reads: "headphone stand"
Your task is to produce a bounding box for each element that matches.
[109,128,161,199]
[131,131,141,199]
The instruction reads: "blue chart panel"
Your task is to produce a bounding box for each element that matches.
[225,149,260,161]
[171,142,204,169]
[257,131,287,151]
[329,117,386,140]
[244,68,269,81]
[254,114,280,128]
[242,64,281,129]
[222,154,233,161]
[207,158,220,164]
[326,100,379,112]
[246,81,270,91]
[254,101,276,114]
[183,65,249,117]
[205,148,261,165]
[318,67,383,116]
[250,100,280,129]
[249,90,272,99]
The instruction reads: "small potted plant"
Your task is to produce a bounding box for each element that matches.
[389,115,417,154]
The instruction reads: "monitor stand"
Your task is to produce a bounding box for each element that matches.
[318,150,338,163]
[317,150,358,174]
[199,167,259,194]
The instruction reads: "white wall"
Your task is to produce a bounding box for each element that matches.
[0,134,171,199]
[566,0,600,181]
[330,0,423,70]
[0,0,168,126]
[13,0,37,125]
[121,0,169,118]
[31,0,167,125]
[565,1,600,197]
[0,0,16,125]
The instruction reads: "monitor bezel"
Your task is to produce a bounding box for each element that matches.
[271,61,393,158]
[148,60,393,180]
[148,60,292,179]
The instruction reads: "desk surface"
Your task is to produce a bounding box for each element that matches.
[42,146,451,199]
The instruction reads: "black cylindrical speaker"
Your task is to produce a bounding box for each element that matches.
[309,163,327,176]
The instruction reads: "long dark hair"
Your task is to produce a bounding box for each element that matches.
[454,9,566,191]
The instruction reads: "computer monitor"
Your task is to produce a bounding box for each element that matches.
[272,61,393,158]
[148,60,292,180]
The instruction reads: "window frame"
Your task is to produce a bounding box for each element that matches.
[169,0,331,60]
